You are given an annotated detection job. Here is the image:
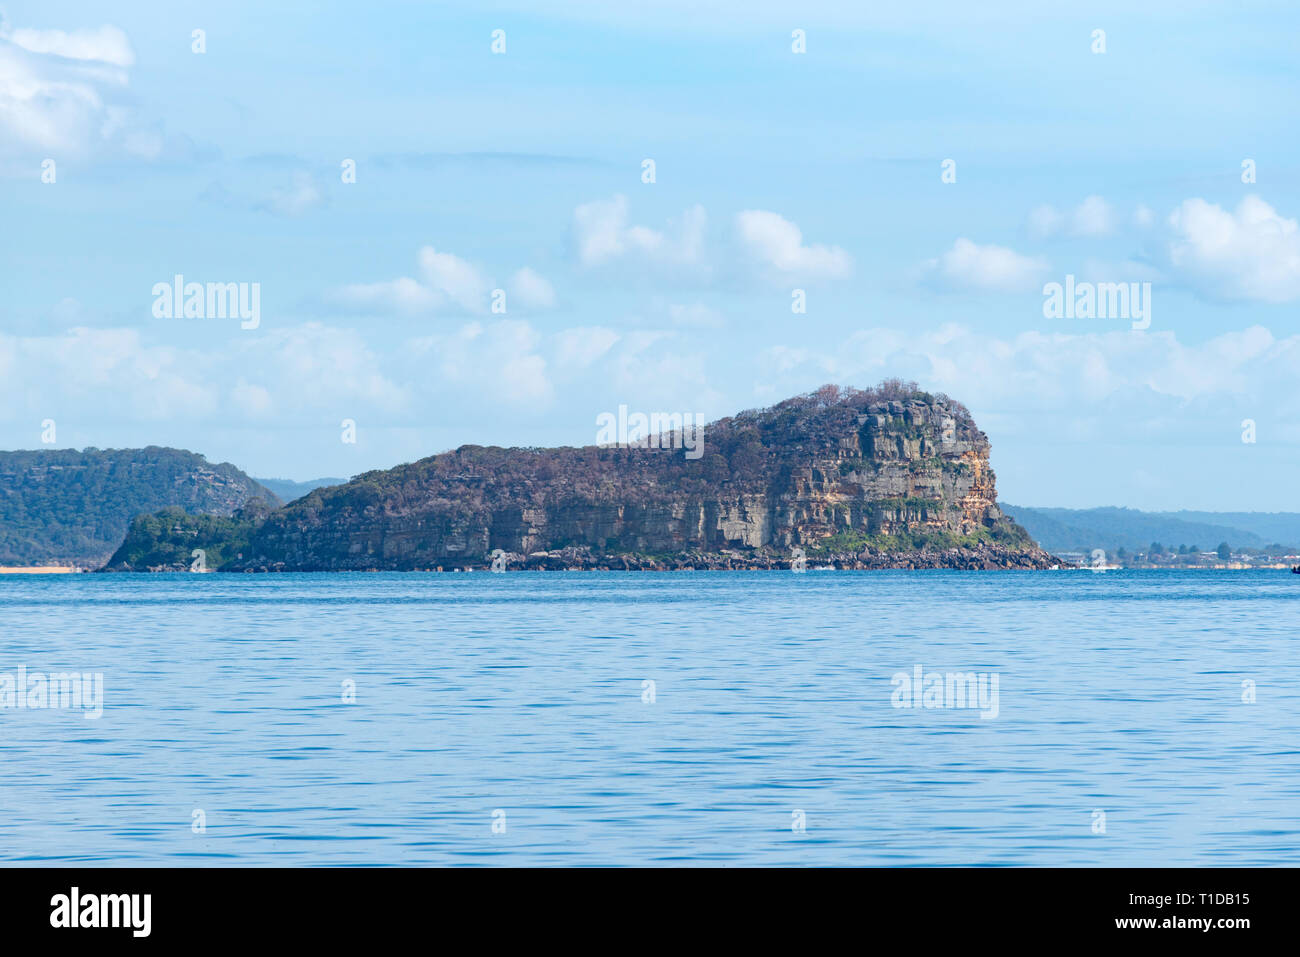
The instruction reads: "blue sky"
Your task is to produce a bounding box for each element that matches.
[2,0,1298,509]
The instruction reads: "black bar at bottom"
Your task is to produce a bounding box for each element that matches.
[0,867,1283,944]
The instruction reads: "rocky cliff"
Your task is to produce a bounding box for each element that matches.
[105,381,1055,571]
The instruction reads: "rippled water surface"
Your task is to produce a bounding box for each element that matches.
[1,570,1296,865]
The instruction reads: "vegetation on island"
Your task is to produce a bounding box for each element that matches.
[101,500,273,571]
[0,447,279,566]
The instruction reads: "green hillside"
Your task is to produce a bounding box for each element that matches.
[0,447,280,566]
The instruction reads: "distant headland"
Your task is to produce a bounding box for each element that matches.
[98,381,1061,572]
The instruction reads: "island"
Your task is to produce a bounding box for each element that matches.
[102,381,1060,572]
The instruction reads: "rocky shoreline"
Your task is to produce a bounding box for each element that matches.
[226,542,1066,573]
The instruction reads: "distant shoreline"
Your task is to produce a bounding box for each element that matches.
[2,563,1290,575]
[68,565,1300,575]
[0,566,83,574]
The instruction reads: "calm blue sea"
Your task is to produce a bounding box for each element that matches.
[0,570,1296,866]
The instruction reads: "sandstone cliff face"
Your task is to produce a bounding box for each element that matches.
[226,383,1053,571]
[779,400,999,544]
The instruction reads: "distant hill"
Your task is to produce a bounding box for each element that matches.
[0,447,280,566]
[999,504,1298,553]
[254,476,347,503]
[1157,511,1300,547]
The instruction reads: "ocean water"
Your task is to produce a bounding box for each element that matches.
[0,570,1296,866]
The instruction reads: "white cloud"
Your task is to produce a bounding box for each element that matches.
[553,326,620,368]
[759,322,1300,415]
[0,21,152,161]
[763,344,826,376]
[241,323,407,412]
[668,302,726,328]
[508,267,557,309]
[1072,195,1116,237]
[329,246,495,316]
[418,247,490,312]
[735,209,851,279]
[331,277,441,316]
[1026,205,1065,240]
[401,319,724,421]
[573,196,629,265]
[1027,195,1117,239]
[608,333,719,409]
[0,327,209,420]
[0,322,406,425]
[498,352,551,404]
[572,194,707,270]
[230,381,273,418]
[206,170,328,217]
[257,172,325,217]
[1077,258,1162,285]
[1167,195,1300,303]
[8,25,133,66]
[921,238,1049,293]
[408,319,553,405]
